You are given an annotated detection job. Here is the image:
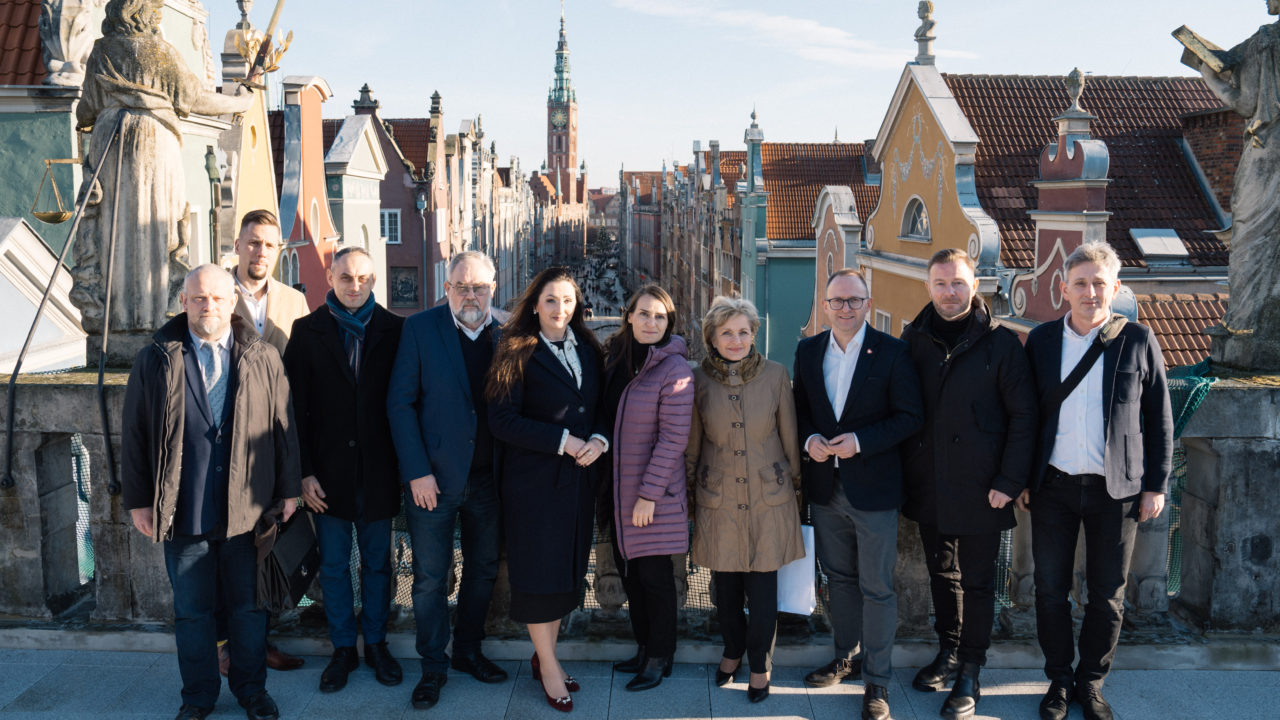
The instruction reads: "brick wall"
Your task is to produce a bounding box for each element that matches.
[1182,109,1244,213]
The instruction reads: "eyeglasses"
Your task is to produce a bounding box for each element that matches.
[824,296,868,310]
[449,283,492,297]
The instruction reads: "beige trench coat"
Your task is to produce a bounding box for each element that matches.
[685,353,804,573]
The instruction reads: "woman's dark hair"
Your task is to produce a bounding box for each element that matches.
[485,267,601,401]
[603,284,676,372]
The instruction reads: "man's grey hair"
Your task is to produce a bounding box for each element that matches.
[1064,242,1121,279]
[447,250,496,279]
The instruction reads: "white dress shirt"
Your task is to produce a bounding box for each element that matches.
[805,323,866,463]
[1048,316,1106,476]
[188,327,233,394]
[451,308,494,341]
[233,272,268,336]
[539,329,610,455]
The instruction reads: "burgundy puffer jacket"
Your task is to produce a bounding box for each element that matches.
[612,335,695,560]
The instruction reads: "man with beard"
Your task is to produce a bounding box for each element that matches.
[122,265,300,720]
[388,251,510,710]
[283,248,405,692]
[900,249,1037,720]
[232,210,310,356]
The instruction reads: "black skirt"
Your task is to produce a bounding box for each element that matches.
[510,586,581,624]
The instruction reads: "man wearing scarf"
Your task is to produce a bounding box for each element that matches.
[282,247,405,693]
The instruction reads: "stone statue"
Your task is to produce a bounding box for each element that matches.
[1195,0,1280,370]
[39,0,108,87]
[914,1,936,65]
[71,0,252,365]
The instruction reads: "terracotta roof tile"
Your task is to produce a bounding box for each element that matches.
[1135,292,1228,367]
[943,74,1226,269]
[322,118,342,154]
[383,118,430,174]
[0,0,46,86]
[760,143,879,239]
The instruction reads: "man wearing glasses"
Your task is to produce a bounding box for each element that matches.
[387,251,510,710]
[899,249,1037,720]
[793,268,922,720]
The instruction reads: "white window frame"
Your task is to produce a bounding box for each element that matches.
[381,209,401,245]
[875,309,892,333]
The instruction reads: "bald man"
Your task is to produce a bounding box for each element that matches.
[121,265,301,720]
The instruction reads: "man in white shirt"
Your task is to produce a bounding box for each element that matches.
[231,210,310,356]
[792,269,923,720]
[1018,243,1173,720]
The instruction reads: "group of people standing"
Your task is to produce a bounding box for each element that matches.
[121,206,1171,720]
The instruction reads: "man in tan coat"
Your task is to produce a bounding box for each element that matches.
[231,210,310,356]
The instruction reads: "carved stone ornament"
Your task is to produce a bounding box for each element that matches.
[39,0,108,87]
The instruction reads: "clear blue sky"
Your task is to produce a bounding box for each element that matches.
[207,0,1266,188]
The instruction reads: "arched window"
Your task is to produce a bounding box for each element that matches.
[901,198,930,241]
[277,252,290,284]
[289,250,300,287]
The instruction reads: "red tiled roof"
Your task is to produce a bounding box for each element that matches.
[383,118,430,173]
[0,0,45,86]
[943,74,1227,269]
[591,194,614,213]
[322,118,342,154]
[1135,292,1228,368]
[760,142,878,239]
[719,151,746,189]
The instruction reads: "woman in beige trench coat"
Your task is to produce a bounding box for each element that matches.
[686,296,804,703]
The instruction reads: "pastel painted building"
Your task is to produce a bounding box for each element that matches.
[324,113,390,288]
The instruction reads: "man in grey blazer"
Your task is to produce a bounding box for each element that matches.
[1018,242,1173,720]
[387,251,509,710]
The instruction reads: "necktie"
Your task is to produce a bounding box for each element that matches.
[201,340,226,421]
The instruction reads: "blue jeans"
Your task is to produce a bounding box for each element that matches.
[403,472,500,673]
[164,532,267,708]
[314,508,393,648]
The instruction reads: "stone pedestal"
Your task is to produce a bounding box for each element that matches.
[0,373,171,622]
[895,516,931,634]
[1177,378,1280,631]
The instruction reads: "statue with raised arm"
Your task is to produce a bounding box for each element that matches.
[70,0,252,365]
[1191,0,1280,369]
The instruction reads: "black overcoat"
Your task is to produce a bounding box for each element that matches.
[283,304,404,523]
[489,335,605,595]
[900,298,1038,535]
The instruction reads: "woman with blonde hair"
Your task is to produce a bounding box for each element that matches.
[685,296,804,703]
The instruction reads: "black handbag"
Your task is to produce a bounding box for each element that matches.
[255,505,320,612]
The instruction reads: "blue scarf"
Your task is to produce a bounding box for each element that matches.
[326,289,376,377]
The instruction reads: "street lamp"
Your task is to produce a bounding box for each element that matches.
[204,145,221,264]
[416,191,428,308]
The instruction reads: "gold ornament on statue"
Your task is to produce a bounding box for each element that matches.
[236,28,293,87]
[30,158,81,224]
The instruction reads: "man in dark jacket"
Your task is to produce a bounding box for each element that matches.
[283,247,404,693]
[900,249,1037,720]
[122,264,300,720]
[794,268,923,720]
[387,251,509,710]
[1017,242,1173,720]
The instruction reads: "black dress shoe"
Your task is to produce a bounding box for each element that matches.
[1039,679,1074,720]
[451,649,509,683]
[804,656,861,687]
[942,662,981,720]
[862,683,891,720]
[174,704,213,720]
[613,645,646,674]
[320,646,359,693]
[747,680,770,703]
[625,655,672,691]
[365,641,403,686]
[412,671,448,710]
[913,648,960,691]
[1076,684,1114,720]
[238,690,279,720]
[714,657,741,687]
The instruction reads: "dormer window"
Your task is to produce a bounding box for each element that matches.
[901,198,930,242]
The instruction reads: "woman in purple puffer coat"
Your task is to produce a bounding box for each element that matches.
[601,285,694,692]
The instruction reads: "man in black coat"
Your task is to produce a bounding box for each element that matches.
[283,247,405,693]
[793,268,923,720]
[900,249,1037,720]
[1017,242,1173,720]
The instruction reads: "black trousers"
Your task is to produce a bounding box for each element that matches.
[917,524,1002,665]
[713,570,778,674]
[1031,471,1138,688]
[611,539,677,659]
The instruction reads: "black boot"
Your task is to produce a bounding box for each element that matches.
[624,655,672,691]
[912,648,960,692]
[319,647,359,693]
[941,662,981,719]
[613,645,646,674]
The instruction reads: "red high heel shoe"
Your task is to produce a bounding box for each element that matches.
[530,652,580,692]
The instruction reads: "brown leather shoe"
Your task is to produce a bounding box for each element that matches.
[217,643,230,678]
[266,643,304,671]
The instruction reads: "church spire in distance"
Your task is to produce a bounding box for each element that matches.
[550,0,575,104]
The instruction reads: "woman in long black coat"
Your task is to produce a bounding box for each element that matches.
[487,267,608,713]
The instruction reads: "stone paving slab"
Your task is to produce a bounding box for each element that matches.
[1,649,1278,719]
